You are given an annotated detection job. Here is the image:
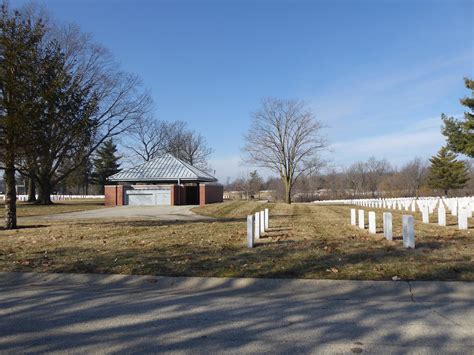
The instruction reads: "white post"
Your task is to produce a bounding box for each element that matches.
[402,215,415,249]
[254,212,260,240]
[438,205,446,227]
[264,208,269,229]
[383,212,393,241]
[358,210,365,229]
[247,215,254,248]
[422,206,429,224]
[350,208,356,226]
[452,200,458,216]
[458,207,468,230]
[368,211,376,234]
[260,210,265,235]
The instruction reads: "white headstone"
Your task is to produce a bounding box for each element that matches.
[438,205,446,226]
[350,209,356,226]
[402,215,415,249]
[247,215,254,248]
[411,201,416,212]
[422,207,429,224]
[254,212,260,240]
[383,212,393,241]
[368,211,376,234]
[260,210,265,234]
[458,207,468,230]
[358,210,365,229]
[264,208,269,229]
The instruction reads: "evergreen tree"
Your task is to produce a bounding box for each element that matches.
[248,170,263,198]
[442,78,474,157]
[427,147,469,196]
[0,4,45,228]
[92,139,121,194]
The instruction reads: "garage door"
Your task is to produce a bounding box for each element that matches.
[126,189,171,206]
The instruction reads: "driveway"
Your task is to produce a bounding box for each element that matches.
[0,272,472,353]
[41,205,212,222]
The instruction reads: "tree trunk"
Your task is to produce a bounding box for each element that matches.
[4,151,17,229]
[283,179,292,204]
[27,177,36,202]
[36,177,53,205]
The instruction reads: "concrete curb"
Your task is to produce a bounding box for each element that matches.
[1,272,472,302]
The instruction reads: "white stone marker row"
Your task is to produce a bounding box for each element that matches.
[351,210,414,248]
[247,208,270,248]
[320,195,474,231]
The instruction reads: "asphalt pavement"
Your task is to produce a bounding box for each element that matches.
[0,272,472,354]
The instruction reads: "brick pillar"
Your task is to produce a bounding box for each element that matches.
[199,184,206,206]
[104,185,117,206]
[104,185,125,206]
[116,185,125,206]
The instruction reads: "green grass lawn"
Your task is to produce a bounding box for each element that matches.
[0,200,472,280]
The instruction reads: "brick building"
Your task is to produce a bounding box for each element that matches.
[105,154,223,206]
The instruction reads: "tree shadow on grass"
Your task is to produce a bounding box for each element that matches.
[0,225,48,231]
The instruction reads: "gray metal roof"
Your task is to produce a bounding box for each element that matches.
[108,153,217,183]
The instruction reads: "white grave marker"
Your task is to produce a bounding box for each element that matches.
[254,212,260,240]
[458,207,468,230]
[350,209,356,226]
[422,207,429,224]
[264,208,269,229]
[358,210,365,229]
[247,215,254,248]
[402,215,415,249]
[438,205,446,227]
[383,212,393,241]
[368,211,376,234]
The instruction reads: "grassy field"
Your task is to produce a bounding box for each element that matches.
[0,199,105,218]
[0,200,472,280]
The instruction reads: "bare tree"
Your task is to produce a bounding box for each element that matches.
[399,157,428,197]
[15,20,151,204]
[125,117,167,162]
[164,121,213,170]
[366,157,392,197]
[346,162,368,197]
[243,98,326,204]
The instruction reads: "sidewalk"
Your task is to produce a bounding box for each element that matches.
[1,272,473,353]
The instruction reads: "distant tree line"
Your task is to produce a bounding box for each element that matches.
[232,78,474,202]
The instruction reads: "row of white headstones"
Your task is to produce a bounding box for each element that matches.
[4,194,105,202]
[246,208,269,248]
[350,197,473,230]
[315,197,474,230]
[350,209,415,249]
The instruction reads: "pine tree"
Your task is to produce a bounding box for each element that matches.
[92,140,121,194]
[442,78,474,157]
[0,4,45,228]
[427,147,469,196]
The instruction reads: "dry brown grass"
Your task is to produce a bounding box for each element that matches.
[0,199,105,218]
[0,200,472,280]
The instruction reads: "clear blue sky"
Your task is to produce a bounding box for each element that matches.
[12,0,474,181]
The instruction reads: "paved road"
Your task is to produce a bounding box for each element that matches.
[38,205,212,222]
[0,272,472,354]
